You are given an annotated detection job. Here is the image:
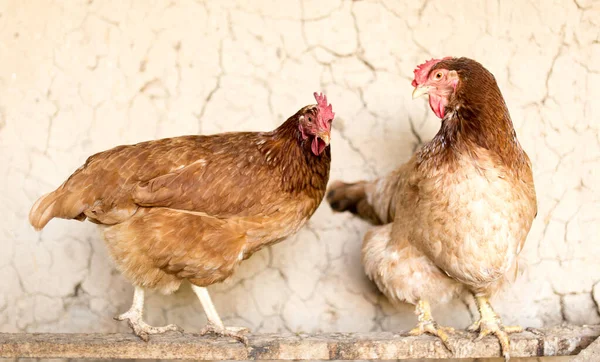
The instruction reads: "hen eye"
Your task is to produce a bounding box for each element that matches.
[435,72,443,80]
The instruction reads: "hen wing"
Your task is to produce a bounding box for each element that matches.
[29,134,278,229]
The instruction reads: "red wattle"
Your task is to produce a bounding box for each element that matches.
[311,137,327,155]
[429,94,444,119]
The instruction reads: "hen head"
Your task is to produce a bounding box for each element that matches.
[411,57,457,119]
[298,92,335,156]
[411,57,502,120]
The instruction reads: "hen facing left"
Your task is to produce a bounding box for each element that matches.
[29,92,335,342]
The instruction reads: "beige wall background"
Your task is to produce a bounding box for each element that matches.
[0,0,598,361]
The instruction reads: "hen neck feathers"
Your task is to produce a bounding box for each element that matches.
[259,117,331,194]
[418,90,528,175]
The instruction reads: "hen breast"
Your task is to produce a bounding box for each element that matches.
[362,224,464,305]
[397,147,536,295]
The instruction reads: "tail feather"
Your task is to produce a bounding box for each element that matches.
[29,189,86,230]
[29,192,59,230]
[326,180,383,225]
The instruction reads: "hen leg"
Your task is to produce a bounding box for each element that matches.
[405,299,455,353]
[468,295,521,361]
[192,285,249,345]
[115,286,182,341]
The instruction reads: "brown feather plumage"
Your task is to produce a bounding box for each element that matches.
[328,56,537,302]
[328,58,536,357]
[30,103,332,294]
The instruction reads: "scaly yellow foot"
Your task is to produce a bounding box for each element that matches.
[469,295,521,361]
[403,299,454,353]
[407,320,455,352]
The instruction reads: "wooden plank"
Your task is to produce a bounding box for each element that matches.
[0,325,598,360]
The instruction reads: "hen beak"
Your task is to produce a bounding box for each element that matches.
[412,85,433,100]
[319,133,331,146]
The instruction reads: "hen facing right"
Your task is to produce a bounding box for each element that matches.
[327,57,537,360]
[29,92,335,343]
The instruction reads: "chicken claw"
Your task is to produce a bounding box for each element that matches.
[467,319,522,335]
[115,286,183,341]
[199,322,250,345]
[468,320,521,361]
[406,320,455,352]
[192,285,250,345]
[403,299,454,353]
[115,311,183,342]
[468,295,521,361]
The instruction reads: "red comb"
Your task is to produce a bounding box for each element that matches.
[411,57,452,87]
[314,92,334,130]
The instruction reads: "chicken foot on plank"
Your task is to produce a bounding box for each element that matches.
[191,285,250,345]
[404,299,455,353]
[115,286,183,341]
[468,295,521,361]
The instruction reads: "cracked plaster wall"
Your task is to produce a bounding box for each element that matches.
[0,1,598,361]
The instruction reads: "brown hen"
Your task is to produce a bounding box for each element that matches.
[30,92,335,342]
[327,58,536,360]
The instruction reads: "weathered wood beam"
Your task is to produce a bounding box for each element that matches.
[0,325,598,360]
